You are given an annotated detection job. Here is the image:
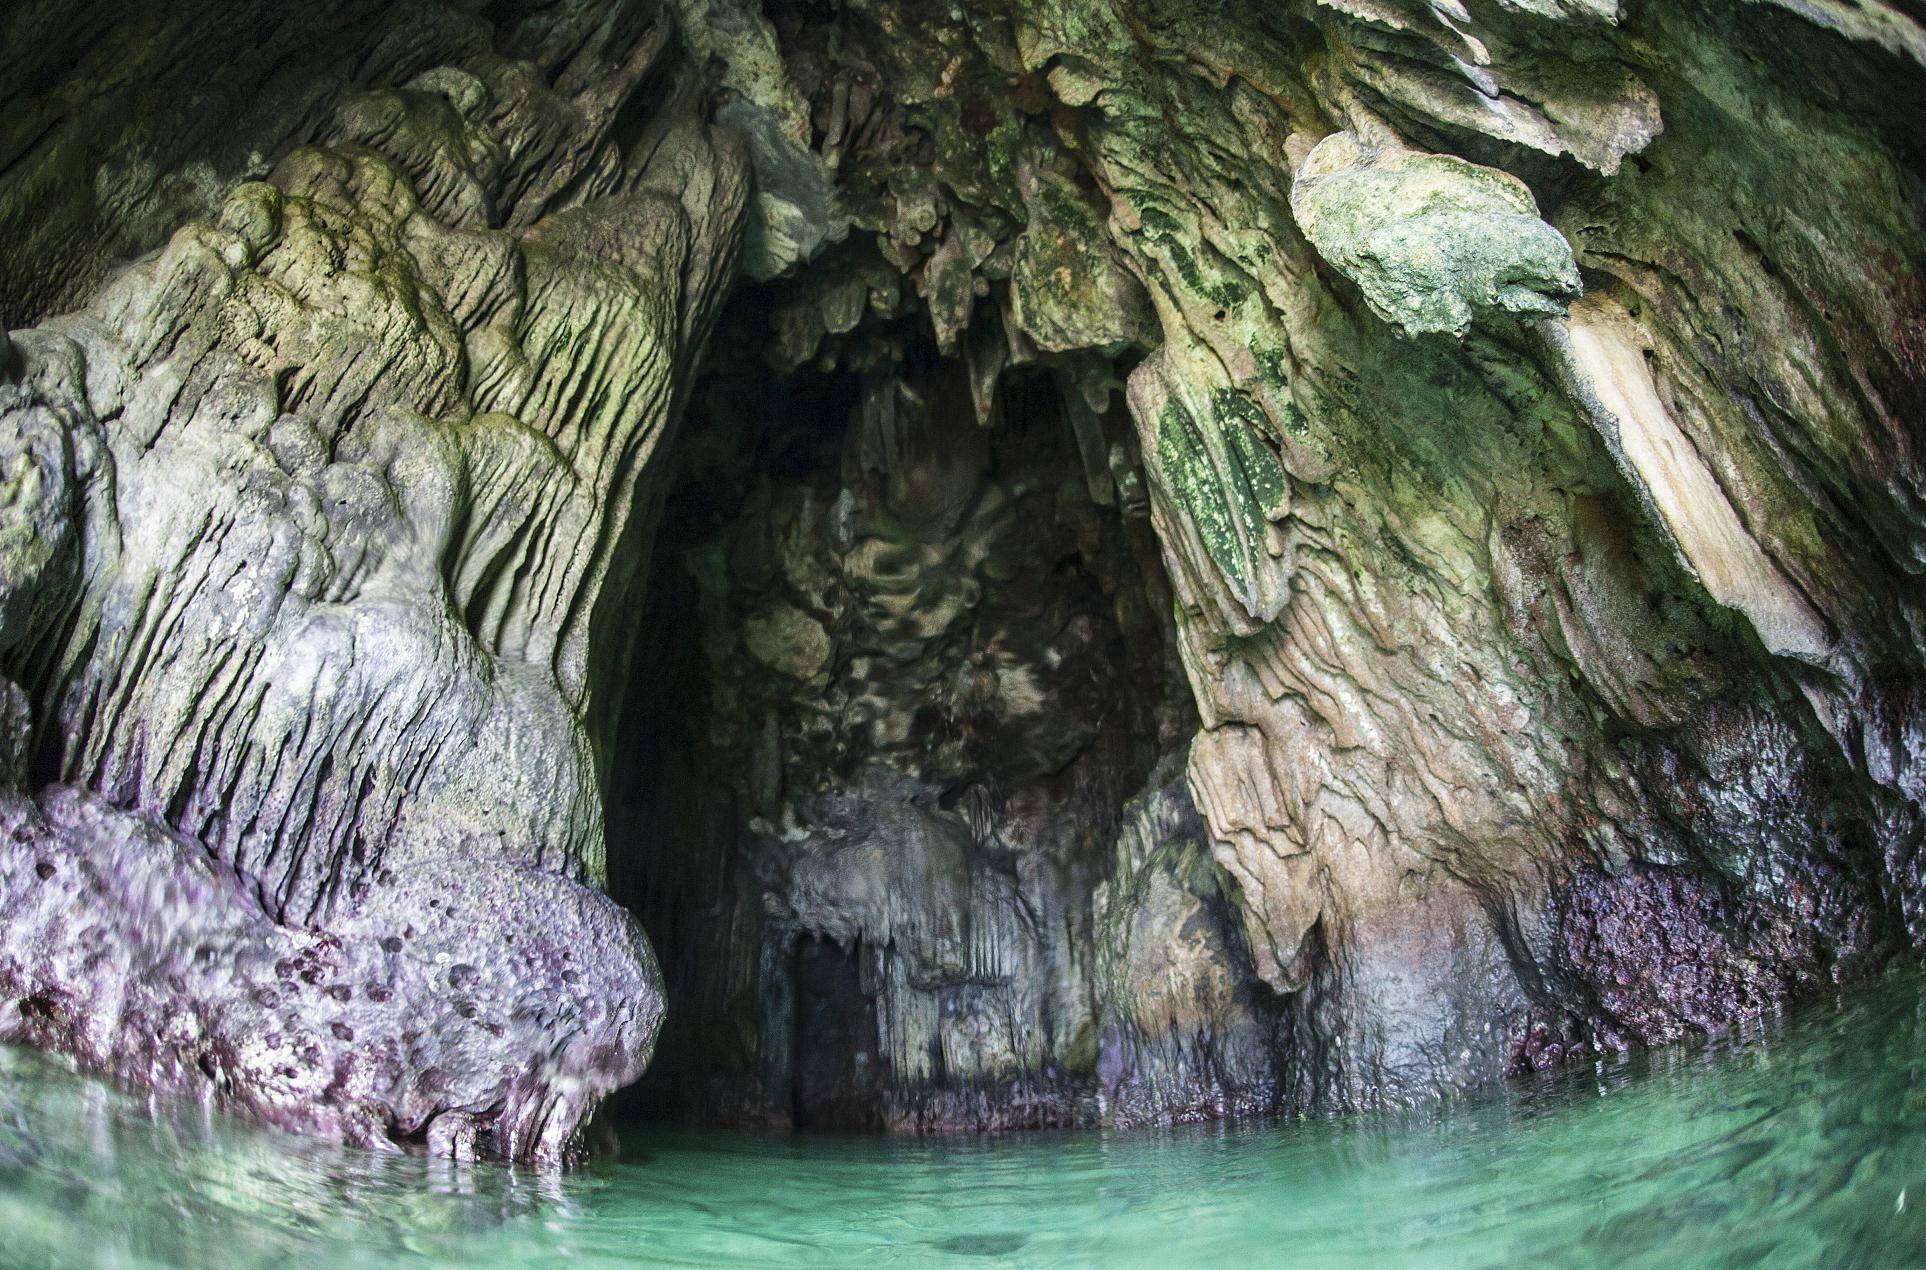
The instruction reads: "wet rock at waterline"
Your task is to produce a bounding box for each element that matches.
[2,0,1924,1156]
[0,0,746,1162]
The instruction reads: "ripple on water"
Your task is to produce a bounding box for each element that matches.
[0,965,1923,1267]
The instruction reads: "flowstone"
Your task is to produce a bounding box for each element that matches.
[0,0,747,1162]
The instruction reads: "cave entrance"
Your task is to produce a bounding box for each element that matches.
[791,936,885,1131]
[602,284,1193,1131]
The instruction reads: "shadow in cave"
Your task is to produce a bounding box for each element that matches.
[791,934,887,1131]
[599,286,1194,1135]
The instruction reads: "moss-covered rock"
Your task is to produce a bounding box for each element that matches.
[1290,133,1582,338]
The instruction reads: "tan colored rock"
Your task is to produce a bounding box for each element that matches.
[743,603,834,681]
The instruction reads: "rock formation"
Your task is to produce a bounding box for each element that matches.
[1,0,1922,1154]
[0,0,750,1162]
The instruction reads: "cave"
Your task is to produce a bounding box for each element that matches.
[1,0,1925,1257]
[602,293,1209,1129]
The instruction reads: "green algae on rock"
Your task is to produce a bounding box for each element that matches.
[1289,133,1583,339]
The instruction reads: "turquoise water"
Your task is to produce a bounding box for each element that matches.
[2,970,1924,1267]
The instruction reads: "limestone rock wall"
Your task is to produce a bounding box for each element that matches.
[0,0,749,1161]
[637,0,1925,1119]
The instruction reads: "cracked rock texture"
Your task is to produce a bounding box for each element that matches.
[3,0,1925,1148]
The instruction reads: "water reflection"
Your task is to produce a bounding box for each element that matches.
[0,967,1922,1266]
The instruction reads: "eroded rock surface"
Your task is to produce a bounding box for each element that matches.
[2,0,1923,1149]
[610,0,1925,1126]
[1,0,747,1161]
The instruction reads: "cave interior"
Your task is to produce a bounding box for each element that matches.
[0,0,1921,1166]
[605,283,1214,1130]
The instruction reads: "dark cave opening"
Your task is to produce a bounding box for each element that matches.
[791,934,886,1131]
[600,291,1198,1130]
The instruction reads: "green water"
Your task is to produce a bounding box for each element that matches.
[2,971,1924,1268]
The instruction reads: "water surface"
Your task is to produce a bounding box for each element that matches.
[3,968,1923,1267]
